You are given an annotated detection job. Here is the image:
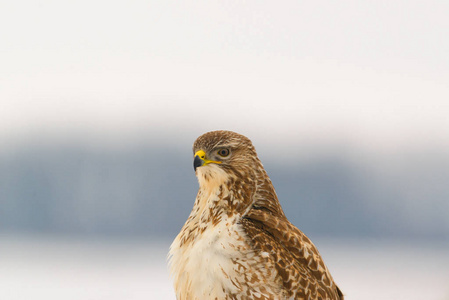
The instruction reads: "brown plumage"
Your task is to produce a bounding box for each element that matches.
[169,130,343,300]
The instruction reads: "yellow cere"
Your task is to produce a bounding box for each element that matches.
[194,150,222,165]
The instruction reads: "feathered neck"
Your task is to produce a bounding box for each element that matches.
[194,160,286,223]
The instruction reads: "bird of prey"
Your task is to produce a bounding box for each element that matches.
[169,130,343,300]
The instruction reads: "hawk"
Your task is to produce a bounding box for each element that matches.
[169,130,344,300]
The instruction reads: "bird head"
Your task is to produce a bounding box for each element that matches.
[192,130,259,189]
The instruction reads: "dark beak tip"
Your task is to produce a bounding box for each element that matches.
[193,155,203,171]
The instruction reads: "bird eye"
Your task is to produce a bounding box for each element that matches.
[217,148,230,157]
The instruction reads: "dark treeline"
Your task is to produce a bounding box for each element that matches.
[1,144,448,240]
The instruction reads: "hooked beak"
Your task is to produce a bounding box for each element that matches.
[193,150,222,171]
[193,155,204,171]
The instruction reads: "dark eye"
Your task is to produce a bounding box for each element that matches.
[217,148,230,157]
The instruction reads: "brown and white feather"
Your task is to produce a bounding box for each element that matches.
[169,130,343,300]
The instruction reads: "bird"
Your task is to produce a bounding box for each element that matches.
[169,130,344,300]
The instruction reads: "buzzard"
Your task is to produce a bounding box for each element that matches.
[169,130,343,300]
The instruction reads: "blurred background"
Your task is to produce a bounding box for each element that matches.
[1,1,449,299]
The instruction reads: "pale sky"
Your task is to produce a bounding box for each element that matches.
[1,1,448,154]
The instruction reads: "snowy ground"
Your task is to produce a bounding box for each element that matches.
[1,235,448,300]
